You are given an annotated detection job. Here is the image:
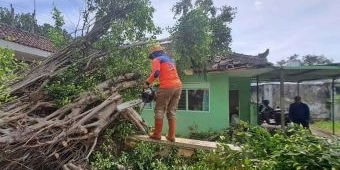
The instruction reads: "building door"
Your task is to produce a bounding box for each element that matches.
[229,90,239,124]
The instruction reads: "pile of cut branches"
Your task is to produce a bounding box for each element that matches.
[0,10,148,170]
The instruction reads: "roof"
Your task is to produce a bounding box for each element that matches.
[0,23,55,52]
[211,63,340,82]
[256,64,340,82]
[160,40,272,72]
[207,49,271,71]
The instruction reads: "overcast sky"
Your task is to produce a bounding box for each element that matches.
[1,0,339,64]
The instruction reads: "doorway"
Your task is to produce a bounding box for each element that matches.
[229,90,239,124]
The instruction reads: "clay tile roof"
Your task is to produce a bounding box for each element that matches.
[207,49,272,71]
[160,41,272,71]
[0,23,55,52]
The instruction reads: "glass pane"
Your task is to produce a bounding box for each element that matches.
[188,89,209,111]
[177,90,186,110]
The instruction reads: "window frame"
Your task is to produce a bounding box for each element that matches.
[180,87,210,112]
[144,82,210,113]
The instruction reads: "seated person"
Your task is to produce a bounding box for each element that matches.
[259,100,273,124]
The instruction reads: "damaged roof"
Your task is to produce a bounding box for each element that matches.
[0,23,55,52]
[160,40,272,71]
[207,49,272,71]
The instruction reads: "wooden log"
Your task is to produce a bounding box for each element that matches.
[127,135,241,151]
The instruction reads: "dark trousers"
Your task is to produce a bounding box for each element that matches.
[292,120,309,128]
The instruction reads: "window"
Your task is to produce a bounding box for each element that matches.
[177,90,187,110]
[144,88,210,112]
[188,89,209,111]
[178,89,209,112]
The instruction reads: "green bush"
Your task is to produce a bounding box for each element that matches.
[0,48,26,103]
[91,121,340,170]
[219,122,340,170]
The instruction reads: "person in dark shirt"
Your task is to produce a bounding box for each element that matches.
[259,100,273,124]
[289,96,310,128]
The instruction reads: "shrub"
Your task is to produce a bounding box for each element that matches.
[91,121,340,170]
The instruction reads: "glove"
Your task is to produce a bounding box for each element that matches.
[143,81,151,89]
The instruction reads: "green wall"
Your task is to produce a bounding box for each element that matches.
[142,74,252,136]
[142,73,229,136]
[250,103,258,125]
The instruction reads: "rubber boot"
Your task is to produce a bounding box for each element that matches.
[149,118,163,140]
[165,119,176,142]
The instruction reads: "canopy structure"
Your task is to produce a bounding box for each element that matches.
[257,64,340,82]
[208,63,340,134]
[254,63,340,134]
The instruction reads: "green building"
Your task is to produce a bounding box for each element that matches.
[142,49,271,135]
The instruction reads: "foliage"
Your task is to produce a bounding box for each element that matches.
[0,6,36,33]
[277,54,333,66]
[220,122,340,170]
[90,120,340,170]
[91,117,192,170]
[0,48,25,103]
[48,6,72,49]
[90,120,137,170]
[45,60,105,106]
[188,123,223,141]
[0,5,72,49]
[170,0,236,73]
[0,6,71,41]
[90,120,195,170]
[45,0,159,107]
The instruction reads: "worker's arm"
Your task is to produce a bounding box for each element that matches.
[146,58,160,85]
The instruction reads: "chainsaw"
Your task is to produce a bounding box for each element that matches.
[116,87,156,112]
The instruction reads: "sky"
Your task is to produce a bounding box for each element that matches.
[1,0,339,64]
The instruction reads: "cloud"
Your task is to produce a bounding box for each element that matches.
[254,0,263,10]
[254,0,263,6]
[3,0,340,63]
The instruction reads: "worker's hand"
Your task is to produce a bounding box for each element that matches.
[143,82,151,89]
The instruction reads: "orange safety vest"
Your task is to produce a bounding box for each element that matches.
[146,53,182,88]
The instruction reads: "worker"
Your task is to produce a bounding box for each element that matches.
[145,44,182,142]
[289,96,310,128]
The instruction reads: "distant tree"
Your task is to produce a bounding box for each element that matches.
[0,7,13,25]
[0,6,72,48]
[0,6,38,33]
[302,54,333,66]
[277,54,333,66]
[36,23,54,37]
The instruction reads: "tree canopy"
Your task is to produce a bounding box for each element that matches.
[0,0,161,169]
[170,0,236,73]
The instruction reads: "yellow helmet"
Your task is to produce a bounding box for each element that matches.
[149,45,163,54]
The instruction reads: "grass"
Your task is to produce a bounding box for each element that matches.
[311,121,340,136]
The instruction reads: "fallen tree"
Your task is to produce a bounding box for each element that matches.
[0,1,160,169]
[0,73,147,170]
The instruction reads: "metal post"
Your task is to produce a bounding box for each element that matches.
[332,78,335,135]
[280,69,285,130]
[297,81,300,96]
[256,77,260,125]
